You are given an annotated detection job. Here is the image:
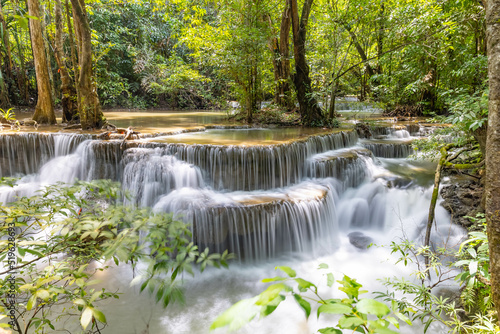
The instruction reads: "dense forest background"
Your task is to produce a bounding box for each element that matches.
[0,0,488,119]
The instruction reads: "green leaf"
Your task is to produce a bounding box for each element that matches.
[36,289,50,301]
[318,263,329,269]
[327,273,334,287]
[294,278,316,292]
[293,294,311,318]
[261,276,287,283]
[92,308,107,323]
[276,266,296,277]
[394,312,412,325]
[317,303,352,317]
[318,327,342,334]
[27,295,37,311]
[260,295,285,317]
[357,299,390,317]
[339,316,365,328]
[210,297,259,331]
[73,298,86,307]
[256,283,288,305]
[80,307,93,329]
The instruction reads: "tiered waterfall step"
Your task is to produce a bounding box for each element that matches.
[153,180,340,261]
[306,147,373,188]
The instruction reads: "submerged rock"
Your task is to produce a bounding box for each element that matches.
[348,231,373,250]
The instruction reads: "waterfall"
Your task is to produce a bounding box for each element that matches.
[122,147,205,207]
[0,133,89,176]
[153,180,341,262]
[0,125,439,263]
[306,147,373,189]
[138,131,358,191]
[360,139,414,158]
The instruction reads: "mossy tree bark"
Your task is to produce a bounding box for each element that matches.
[27,0,56,124]
[70,0,104,129]
[55,0,78,123]
[485,0,500,319]
[289,0,323,125]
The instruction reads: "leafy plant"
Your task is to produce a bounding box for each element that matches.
[444,89,488,132]
[211,265,406,333]
[454,214,492,314]
[0,108,16,122]
[0,179,232,333]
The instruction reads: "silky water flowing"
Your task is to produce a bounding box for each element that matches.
[0,125,464,333]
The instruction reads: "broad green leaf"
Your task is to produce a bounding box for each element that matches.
[294,278,316,292]
[276,266,296,277]
[81,307,93,329]
[36,289,50,301]
[73,298,86,307]
[318,263,329,269]
[327,273,334,287]
[210,296,259,331]
[394,312,412,325]
[27,295,37,311]
[256,283,288,305]
[261,276,286,283]
[89,291,103,303]
[293,294,311,318]
[318,327,342,334]
[357,299,390,317]
[317,303,351,317]
[260,295,285,317]
[92,308,107,323]
[339,316,365,328]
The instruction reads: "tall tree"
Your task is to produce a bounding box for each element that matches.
[0,1,13,106]
[485,0,500,319]
[27,0,56,124]
[54,0,78,123]
[289,0,323,125]
[267,3,293,110]
[70,0,104,129]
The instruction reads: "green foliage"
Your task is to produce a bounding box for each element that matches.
[454,214,491,314]
[0,179,232,333]
[444,88,488,132]
[379,233,498,334]
[0,108,15,121]
[211,265,403,333]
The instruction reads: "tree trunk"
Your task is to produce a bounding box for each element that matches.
[267,4,293,110]
[70,0,104,129]
[55,0,78,123]
[65,0,79,90]
[341,22,375,78]
[27,0,56,124]
[42,5,57,103]
[0,58,10,107]
[12,26,29,104]
[289,0,323,125]
[328,79,338,119]
[485,0,500,319]
[0,1,13,104]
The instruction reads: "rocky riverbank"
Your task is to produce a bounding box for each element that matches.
[440,176,484,230]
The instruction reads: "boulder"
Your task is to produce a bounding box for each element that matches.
[348,231,373,250]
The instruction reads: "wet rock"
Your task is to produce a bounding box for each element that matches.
[348,231,373,250]
[440,178,483,229]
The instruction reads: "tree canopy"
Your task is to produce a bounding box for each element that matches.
[0,0,488,125]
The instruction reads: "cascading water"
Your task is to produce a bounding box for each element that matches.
[0,123,462,333]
